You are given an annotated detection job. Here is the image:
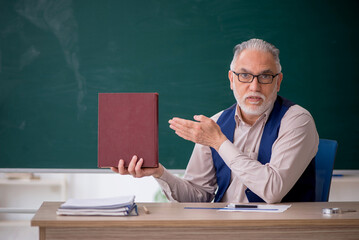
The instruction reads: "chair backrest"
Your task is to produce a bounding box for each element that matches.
[315,139,338,202]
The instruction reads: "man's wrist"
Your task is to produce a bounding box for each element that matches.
[152,164,164,178]
[214,135,228,152]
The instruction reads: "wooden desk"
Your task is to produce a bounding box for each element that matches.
[31,202,359,240]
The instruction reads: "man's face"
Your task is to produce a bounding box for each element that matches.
[229,49,283,117]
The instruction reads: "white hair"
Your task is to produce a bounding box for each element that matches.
[230,38,282,72]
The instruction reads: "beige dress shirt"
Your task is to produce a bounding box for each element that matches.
[156,101,319,203]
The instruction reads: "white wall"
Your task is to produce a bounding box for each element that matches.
[66,173,162,201]
[329,175,359,201]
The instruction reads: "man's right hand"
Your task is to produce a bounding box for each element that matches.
[111,155,164,178]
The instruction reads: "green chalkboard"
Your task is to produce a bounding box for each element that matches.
[1,0,358,170]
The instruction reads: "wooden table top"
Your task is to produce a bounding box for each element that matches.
[31,201,359,228]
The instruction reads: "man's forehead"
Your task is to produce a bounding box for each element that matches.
[238,67,275,74]
[235,49,277,70]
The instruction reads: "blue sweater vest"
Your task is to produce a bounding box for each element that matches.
[211,96,316,202]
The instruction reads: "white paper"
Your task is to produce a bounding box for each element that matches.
[218,204,291,213]
[56,204,138,216]
[57,195,138,216]
[59,195,135,209]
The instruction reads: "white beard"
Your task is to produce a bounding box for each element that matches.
[233,81,278,116]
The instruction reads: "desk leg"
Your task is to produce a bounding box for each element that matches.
[39,227,46,240]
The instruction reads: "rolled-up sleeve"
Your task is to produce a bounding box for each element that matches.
[155,142,217,202]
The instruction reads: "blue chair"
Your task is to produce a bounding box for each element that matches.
[315,139,338,202]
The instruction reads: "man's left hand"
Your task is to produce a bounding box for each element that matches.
[169,115,227,151]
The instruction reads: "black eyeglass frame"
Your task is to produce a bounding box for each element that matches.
[231,71,280,84]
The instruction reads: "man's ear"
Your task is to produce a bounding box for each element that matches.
[276,73,283,92]
[228,70,234,90]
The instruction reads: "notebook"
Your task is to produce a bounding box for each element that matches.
[98,93,159,168]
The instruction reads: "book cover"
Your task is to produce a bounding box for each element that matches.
[98,93,159,168]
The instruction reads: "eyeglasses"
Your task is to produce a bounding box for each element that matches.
[231,71,280,84]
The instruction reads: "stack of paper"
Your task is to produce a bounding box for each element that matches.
[56,195,138,216]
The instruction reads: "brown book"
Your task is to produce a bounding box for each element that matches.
[98,93,159,168]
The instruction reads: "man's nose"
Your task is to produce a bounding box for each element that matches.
[249,77,261,91]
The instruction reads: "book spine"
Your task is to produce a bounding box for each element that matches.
[154,93,159,167]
